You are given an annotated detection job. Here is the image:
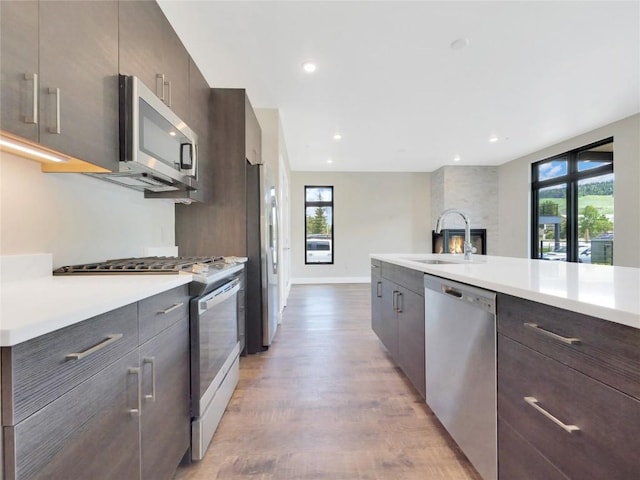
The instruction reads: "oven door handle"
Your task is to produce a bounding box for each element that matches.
[201,282,240,312]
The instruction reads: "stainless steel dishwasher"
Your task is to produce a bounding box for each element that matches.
[424,275,497,480]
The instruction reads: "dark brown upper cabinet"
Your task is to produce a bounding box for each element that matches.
[145,57,212,204]
[0,0,119,173]
[119,0,190,122]
[0,0,39,142]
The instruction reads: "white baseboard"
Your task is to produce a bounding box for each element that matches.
[291,276,370,284]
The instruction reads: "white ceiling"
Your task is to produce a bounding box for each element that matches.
[158,1,640,173]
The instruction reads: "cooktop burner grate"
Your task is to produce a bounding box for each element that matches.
[53,256,226,275]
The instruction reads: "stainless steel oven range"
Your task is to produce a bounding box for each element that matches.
[53,255,246,461]
[190,272,241,460]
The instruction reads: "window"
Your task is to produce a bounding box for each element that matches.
[532,138,614,264]
[305,186,333,264]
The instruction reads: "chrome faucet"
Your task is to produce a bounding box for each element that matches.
[435,209,473,261]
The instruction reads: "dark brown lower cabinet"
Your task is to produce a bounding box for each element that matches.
[2,287,191,480]
[370,261,383,345]
[379,281,400,359]
[370,260,425,398]
[140,317,190,480]
[498,333,640,480]
[396,287,425,397]
[498,418,568,480]
[497,292,640,480]
[4,351,141,480]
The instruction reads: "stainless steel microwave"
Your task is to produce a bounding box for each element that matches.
[91,75,198,193]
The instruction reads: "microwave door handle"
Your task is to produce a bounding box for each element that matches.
[180,143,193,170]
[202,282,240,311]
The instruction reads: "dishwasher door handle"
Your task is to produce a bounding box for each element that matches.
[442,285,463,299]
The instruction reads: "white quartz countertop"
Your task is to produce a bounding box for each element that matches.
[0,254,192,346]
[371,253,640,330]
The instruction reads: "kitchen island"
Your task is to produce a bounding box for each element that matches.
[371,253,640,329]
[370,253,640,480]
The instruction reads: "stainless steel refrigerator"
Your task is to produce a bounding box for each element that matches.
[246,161,279,353]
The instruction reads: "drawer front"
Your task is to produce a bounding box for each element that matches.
[139,285,190,344]
[1,303,138,425]
[4,350,141,480]
[497,293,640,400]
[498,418,569,480]
[498,334,640,480]
[381,262,424,295]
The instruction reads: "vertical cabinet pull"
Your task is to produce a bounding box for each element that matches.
[376,281,382,298]
[143,357,156,401]
[164,80,172,107]
[524,397,580,433]
[392,290,398,312]
[24,73,38,124]
[48,87,61,134]
[392,290,403,312]
[156,73,165,101]
[128,367,142,416]
[524,323,581,345]
[156,74,172,106]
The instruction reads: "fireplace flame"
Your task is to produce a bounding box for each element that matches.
[449,236,464,254]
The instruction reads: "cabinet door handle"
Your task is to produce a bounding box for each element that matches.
[396,292,403,313]
[156,73,165,101]
[524,397,580,433]
[392,290,398,312]
[128,367,142,416]
[164,79,172,107]
[65,333,123,360]
[376,281,382,298]
[48,87,61,134]
[143,357,156,401]
[24,73,38,124]
[524,323,581,345]
[158,302,184,315]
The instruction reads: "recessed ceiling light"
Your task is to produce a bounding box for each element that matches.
[169,131,176,137]
[450,38,469,50]
[327,158,333,164]
[302,61,317,73]
[333,133,342,140]
[453,156,461,162]
[489,136,499,143]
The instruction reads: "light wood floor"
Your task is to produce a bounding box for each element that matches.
[175,284,481,480]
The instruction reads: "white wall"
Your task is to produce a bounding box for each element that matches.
[431,166,499,255]
[290,171,431,282]
[498,113,640,267]
[0,152,176,268]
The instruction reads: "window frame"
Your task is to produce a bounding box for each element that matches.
[304,185,334,265]
[531,137,614,263]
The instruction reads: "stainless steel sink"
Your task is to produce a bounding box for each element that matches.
[413,259,458,265]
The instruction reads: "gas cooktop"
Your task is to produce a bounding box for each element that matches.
[53,256,228,275]
[53,256,246,294]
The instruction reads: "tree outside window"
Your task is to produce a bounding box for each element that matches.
[305,186,333,264]
[532,139,614,265]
